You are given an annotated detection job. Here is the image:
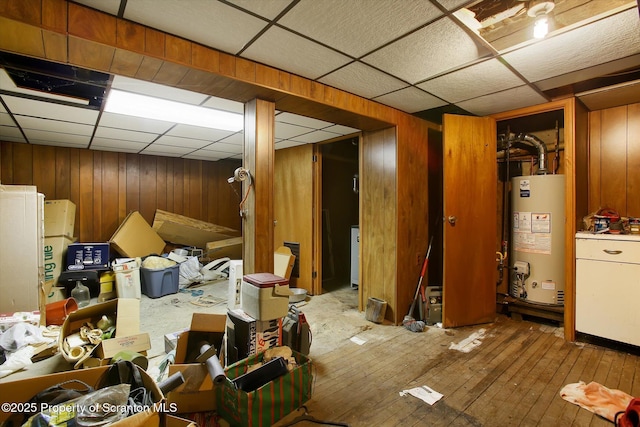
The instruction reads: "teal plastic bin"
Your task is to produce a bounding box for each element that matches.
[140,264,179,298]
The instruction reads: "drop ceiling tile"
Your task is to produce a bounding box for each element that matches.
[577,79,640,111]
[204,142,243,154]
[122,0,267,55]
[0,69,89,105]
[201,97,244,114]
[241,26,352,80]
[276,112,333,129]
[23,129,89,146]
[142,144,193,156]
[71,0,121,15]
[2,95,98,124]
[0,125,26,142]
[276,140,306,149]
[502,8,640,84]
[373,87,447,113]
[220,133,244,145]
[418,59,525,103]
[323,124,360,135]
[291,130,340,143]
[435,0,474,11]
[94,126,158,143]
[278,0,442,58]
[275,121,313,139]
[184,150,230,161]
[153,135,210,149]
[226,0,291,20]
[91,138,148,153]
[111,76,209,105]
[363,16,492,84]
[319,62,408,99]
[456,85,548,116]
[98,112,175,134]
[166,124,234,141]
[0,111,15,126]
[15,116,95,136]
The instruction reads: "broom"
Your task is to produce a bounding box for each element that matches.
[402,233,434,332]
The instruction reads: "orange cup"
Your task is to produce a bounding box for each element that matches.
[46,298,78,326]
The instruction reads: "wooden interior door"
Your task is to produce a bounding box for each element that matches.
[442,114,497,327]
[274,144,316,295]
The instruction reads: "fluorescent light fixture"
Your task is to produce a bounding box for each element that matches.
[533,16,549,39]
[105,89,243,132]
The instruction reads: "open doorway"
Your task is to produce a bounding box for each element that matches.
[320,136,359,296]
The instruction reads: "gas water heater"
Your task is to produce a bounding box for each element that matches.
[510,174,565,305]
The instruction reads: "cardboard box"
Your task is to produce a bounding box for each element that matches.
[166,313,226,414]
[0,185,44,317]
[205,236,242,259]
[44,199,76,238]
[111,211,167,258]
[96,332,152,359]
[58,298,146,365]
[152,209,238,249]
[0,365,164,425]
[66,242,110,270]
[44,235,74,285]
[226,308,282,365]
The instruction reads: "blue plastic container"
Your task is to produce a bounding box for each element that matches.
[140,264,179,298]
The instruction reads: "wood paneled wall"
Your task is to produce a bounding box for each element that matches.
[0,141,242,243]
[588,103,640,217]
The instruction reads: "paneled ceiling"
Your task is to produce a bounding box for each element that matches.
[0,0,639,161]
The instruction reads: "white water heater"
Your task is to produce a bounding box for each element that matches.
[510,174,565,305]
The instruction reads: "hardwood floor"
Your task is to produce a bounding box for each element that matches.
[274,310,640,427]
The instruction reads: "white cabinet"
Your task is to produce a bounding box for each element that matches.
[575,232,640,346]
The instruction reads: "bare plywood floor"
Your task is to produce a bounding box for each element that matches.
[272,288,640,427]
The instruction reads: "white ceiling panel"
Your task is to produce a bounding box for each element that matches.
[112,75,209,105]
[362,16,492,84]
[98,112,174,134]
[141,144,194,156]
[71,0,121,16]
[319,62,408,99]
[24,129,90,146]
[121,0,267,55]
[0,69,88,105]
[291,130,342,143]
[204,142,242,154]
[275,121,314,139]
[373,87,448,113]
[435,0,475,11]
[15,116,95,136]
[2,95,98,124]
[0,126,26,142]
[0,111,15,126]
[323,124,360,135]
[227,0,292,20]
[166,124,234,141]
[276,112,333,129]
[419,58,525,103]
[184,149,230,161]
[502,8,640,84]
[278,0,442,58]
[94,126,158,143]
[153,135,210,149]
[276,140,306,149]
[201,97,244,114]
[90,138,148,153]
[219,133,244,146]
[457,85,548,116]
[241,26,352,80]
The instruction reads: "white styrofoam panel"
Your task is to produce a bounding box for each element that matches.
[502,8,640,83]
[153,135,210,149]
[2,95,98,124]
[0,102,6,113]
[291,130,341,143]
[204,142,242,154]
[457,85,548,116]
[183,150,229,161]
[219,132,244,145]
[166,124,234,142]
[98,112,174,134]
[0,69,89,105]
[122,0,267,55]
[142,144,193,156]
[435,0,475,11]
[323,124,361,135]
[111,75,208,105]
[70,0,121,16]
[226,0,291,20]
[201,96,244,114]
[94,126,158,143]
[418,58,525,103]
[0,125,26,142]
[319,62,408,99]
[90,138,148,153]
[241,26,351,80]
[275,140,307,149]
[373,86,447,113]
[278,0,442,57]
[24,129,89,146]
[276,112,333,129]
[0,111,15,126]
[362,16,491,84]
[275,121,314,139]
[14,116,95,136]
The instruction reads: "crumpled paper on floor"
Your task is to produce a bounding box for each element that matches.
[399,385,443,405]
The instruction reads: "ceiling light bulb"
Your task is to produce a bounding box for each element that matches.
[533,15,548,39]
